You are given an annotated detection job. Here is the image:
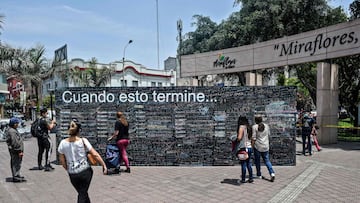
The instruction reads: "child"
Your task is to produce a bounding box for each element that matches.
[311,125,322,151]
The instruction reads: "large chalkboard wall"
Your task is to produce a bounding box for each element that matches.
[55,86,297,166]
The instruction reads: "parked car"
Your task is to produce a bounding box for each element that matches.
[12,112,25,121]
[0,118,31,141]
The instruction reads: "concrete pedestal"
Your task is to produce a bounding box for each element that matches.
[316,62,339,144]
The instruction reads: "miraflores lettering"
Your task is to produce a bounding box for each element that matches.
[213,54,236,69]
[62,90,214,104]
[274,31,358,57]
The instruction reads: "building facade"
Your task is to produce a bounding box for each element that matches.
[43,58,177,96]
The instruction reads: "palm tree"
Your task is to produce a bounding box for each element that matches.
[26,45,49,104]
[0,14,4,36]
[68,57,114,87]
[0,45,48,106]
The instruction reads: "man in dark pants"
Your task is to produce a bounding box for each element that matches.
[301,113,315,156]
[6,117,26,182]
[37,108,57,171]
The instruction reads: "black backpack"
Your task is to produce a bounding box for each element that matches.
[31,118,42,137]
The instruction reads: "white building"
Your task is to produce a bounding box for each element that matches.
[43,58,177,96]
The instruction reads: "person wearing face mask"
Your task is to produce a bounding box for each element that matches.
[58,118,107,203]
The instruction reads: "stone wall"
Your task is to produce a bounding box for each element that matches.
[55,86,297,166]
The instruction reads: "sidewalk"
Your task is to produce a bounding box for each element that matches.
[0,134,359,203]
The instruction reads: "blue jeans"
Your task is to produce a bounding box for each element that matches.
[240,147,253,181]
[254,148,275,177]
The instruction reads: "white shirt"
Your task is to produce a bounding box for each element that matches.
[252,123,270,152]
[58,138,93,174]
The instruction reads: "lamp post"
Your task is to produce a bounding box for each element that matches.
[48,88,55,120]
[122,40,133,87]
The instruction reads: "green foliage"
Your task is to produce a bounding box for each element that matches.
[276,73,285,86]
[350,0,360,20]
[42,94,55,109]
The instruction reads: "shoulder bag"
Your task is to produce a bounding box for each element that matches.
[82,138,97,166]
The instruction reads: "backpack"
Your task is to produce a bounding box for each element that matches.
[31,118,42,137]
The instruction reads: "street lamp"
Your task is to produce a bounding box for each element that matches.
[122,40,133,87]
[48,88,55,120]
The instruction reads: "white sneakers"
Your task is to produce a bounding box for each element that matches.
[270,173,275,182]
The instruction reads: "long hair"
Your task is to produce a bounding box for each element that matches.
[237,116,248,133]
[117,111,128,126]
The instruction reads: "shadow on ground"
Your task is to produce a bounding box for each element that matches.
[220,178,239,186]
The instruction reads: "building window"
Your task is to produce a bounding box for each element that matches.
[132,81,139,87]
[121,80,127,87]
[158,82,162,87]
[151,82,156,87]
[55,81,58,89]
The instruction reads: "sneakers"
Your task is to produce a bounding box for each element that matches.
[124,168,131,173]
[237,179,246,184]
[44,165,54,172]
[255,175,263,179]
[270,173,275,182]
[38,166,44,170]
[248,179,254,183]
[13,176,26,182]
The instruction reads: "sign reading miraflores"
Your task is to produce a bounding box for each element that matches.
[61,89,216,104]
[180,19,360,77]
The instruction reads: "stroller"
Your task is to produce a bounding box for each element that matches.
[105,144,120,174]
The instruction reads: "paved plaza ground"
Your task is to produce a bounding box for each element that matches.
[0,132,359,203]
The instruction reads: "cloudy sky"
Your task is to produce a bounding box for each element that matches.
[0,0,354,69]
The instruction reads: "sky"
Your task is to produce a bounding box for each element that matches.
[0,0,355,70]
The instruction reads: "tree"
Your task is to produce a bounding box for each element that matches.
[0,44,48,107]
[0,14,4,36]
[350,0,360,20]
[334,55,360,126]
[181,15,218,55]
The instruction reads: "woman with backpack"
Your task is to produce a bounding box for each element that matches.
[252,116,275,182]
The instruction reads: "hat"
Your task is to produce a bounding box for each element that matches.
[9,117,21,126]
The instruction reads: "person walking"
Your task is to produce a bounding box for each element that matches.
[37,108,57,171]
[252,116,275,182]
[6,117,26,182]
[235,116,253,183]
[311,125,322,151]
[108,111,131,173]
[58,118,107,203]
[301,113,315,156]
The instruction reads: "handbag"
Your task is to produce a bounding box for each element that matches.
[237,150,249,161]
[82,138,97,166]
[237,126,249,161]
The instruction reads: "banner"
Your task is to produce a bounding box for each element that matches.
[54,44,67,64]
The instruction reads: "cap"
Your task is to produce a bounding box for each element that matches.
[9,117,21,126]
